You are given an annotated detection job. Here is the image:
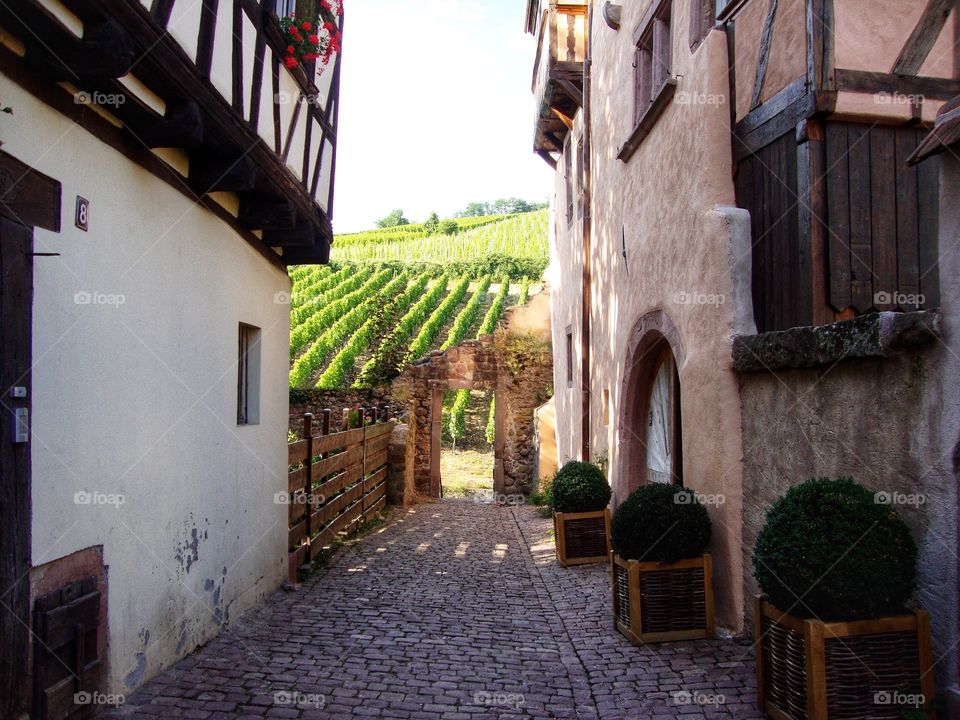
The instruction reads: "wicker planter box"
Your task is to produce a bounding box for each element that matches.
[754,596,935,720]
[554,509,611,566]
[611,552,714,643]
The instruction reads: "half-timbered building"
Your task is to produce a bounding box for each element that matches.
[0,0,341,716]
[530,0,960,702]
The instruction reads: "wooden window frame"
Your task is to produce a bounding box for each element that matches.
[577,136,585,221]
[619,0,677,162]
[237,323,262,425]
[689,0,718,52]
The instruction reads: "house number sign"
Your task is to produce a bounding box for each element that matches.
[75,196,89,231]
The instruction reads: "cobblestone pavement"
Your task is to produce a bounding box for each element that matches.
[107,501,763,719]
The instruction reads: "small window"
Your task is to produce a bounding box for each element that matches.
[565,327,574,387]
[690,0,718,50]
[577,137,585,220]
[603,388,610,425]
[237,323,262,425]
[276,0,296,18]
[635,1,672,126]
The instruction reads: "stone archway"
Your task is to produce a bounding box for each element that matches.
[393,334,552,499]
[618,310,686,503]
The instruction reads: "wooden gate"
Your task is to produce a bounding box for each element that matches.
[287,410,394,580]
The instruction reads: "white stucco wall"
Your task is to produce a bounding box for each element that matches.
[2,77,291,693]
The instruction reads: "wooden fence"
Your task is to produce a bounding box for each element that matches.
[286,407,395,581]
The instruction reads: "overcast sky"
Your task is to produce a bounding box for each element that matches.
[330,0,553,233]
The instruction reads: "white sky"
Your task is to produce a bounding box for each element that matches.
[331,0,553,233]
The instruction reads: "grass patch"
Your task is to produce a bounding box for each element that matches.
[441,449,493,499]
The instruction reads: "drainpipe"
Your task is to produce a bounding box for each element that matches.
[580,3,593,462]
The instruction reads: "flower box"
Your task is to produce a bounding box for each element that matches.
[554,509,610,566]
[611,552,714,643]
[754,596,934,720]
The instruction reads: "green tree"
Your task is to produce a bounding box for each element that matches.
[457,201,491,218]
[375,209,409,228]
[439,219,458,235]
[492,197,533,215]
[423,212,440,234]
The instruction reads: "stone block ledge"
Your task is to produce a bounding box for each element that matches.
[732,310,941,373]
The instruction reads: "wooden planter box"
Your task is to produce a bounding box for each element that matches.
[611,552,714,643]
[554,509,610,566]
[754,596,935,720]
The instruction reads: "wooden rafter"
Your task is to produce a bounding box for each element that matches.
[751,0,778,110]
[892,0,957,76]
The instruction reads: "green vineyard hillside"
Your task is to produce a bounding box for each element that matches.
[287,209,548,391]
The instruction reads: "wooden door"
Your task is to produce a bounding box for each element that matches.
[0,216,34,720]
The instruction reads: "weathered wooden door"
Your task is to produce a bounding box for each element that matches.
[0,216,34,720]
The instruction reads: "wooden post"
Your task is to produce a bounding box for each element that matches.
[754,595,766,713]
[359,406,368,526]
[302,413,313,566]
[342,407,350,430]
[430,387,443,498]
[805,618,827,719]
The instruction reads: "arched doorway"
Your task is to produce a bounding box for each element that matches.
[619,311,685,498]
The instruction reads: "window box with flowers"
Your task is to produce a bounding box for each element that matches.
[280,0,342,74]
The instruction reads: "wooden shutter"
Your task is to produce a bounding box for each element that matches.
[33,577,102,720]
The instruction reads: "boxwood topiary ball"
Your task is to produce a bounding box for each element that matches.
[753,477,917,621]
[551,461,612,513]
[610,484,711,563]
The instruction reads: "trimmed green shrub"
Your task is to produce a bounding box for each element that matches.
[551,461,611,513]
[753,477,917,621]
[610,484,711,563]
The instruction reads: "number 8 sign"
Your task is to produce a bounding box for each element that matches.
[75,196,89,231]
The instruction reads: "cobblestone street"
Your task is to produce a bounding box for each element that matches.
[108,501,762,719]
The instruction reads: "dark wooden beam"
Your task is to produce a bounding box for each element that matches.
[80,18,136,77]
[734,82,816,161]
[132,101,205,148]
[195,0,219,78]
[231,0,244,113]
[20,14,134,80]
[892,0,956,75]
[554,76,584,107]
[263,219,316,247]
[0,150,62,231]
[835,68,960,100]
[751,0,778,110]
[536,149,558,169]
[281,240,331,265]
[544,131,565,152]
[238,195,296,231]
[0,216,33,720]
[189,151,257,193]
[248,2,268,133]
[150,0,175,26]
